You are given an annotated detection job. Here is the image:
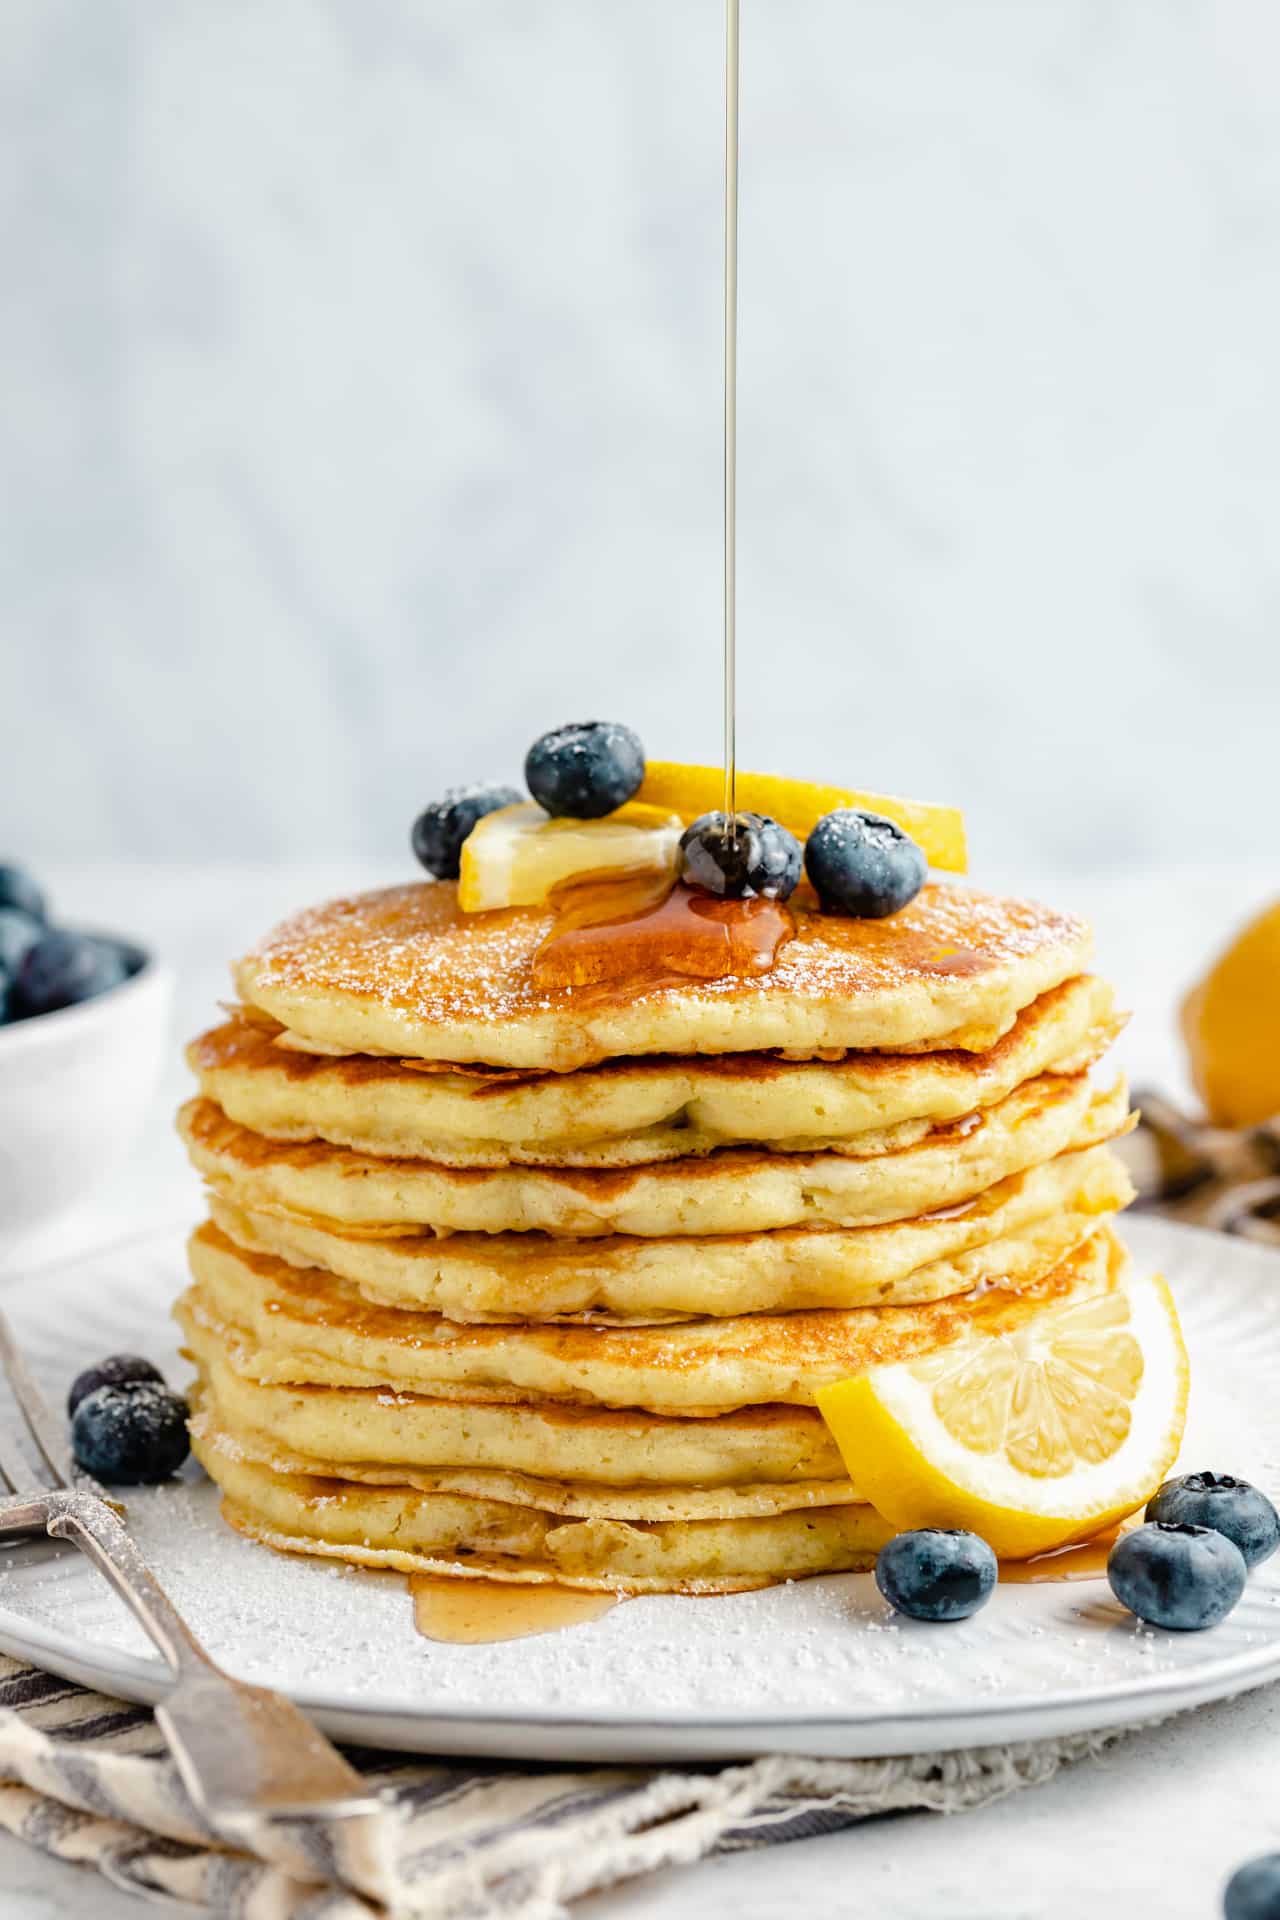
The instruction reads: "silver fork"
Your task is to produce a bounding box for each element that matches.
[0,1310,382,1836]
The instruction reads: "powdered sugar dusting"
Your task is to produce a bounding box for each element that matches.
[235,882,1093,1070]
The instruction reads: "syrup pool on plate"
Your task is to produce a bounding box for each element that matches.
[999,1528,1124,1585]
[411,1575,621,1643]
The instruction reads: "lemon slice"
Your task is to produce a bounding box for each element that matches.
[636,762,968,874]
[457,803,683,913]
[816,1269,1188,1559]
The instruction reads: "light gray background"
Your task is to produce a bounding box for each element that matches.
[3,0,1278,872]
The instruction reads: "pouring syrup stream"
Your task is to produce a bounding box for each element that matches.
[424,22,1117,1637]
[529,0,797,997]
[723,0,740,829]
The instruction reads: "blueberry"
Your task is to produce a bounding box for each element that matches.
[411,783,523,880]
[67,1353,165,1419]
[525,721,645,819]
[11,930,129,1019]
[1108,1521,1246,1630]
[0,908,41,980]
[1225,1854,1280,1920]
[1147,1472,1280,1570]
[804,809,927,919]
[71,1383,189,1485]
[0,863,47,922]
[875,1528,998,1622]
[678,811,803,901]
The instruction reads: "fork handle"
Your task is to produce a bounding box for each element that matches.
[46,1495,378,1825]
[46,1494,215,1676]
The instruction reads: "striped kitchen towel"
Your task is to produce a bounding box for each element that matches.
[0,1654,1125,1917]
[1124,1091,1280,1244]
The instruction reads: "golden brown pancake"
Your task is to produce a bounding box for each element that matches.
[177,1072,1130,1238]
[178,1231,1121,1504]
[179,1321,848,1485]
[190,1419,894,1593]
[188,974,1121,1166]
[204,1141,1133,1320]
[181,1221,1117,1415]
[233,880,1092,1070]
[185,1396,865,1519]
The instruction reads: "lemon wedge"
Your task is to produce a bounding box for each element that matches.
[457,803,684,913]
[816,1269,1188,1559]
[635,762,968,874]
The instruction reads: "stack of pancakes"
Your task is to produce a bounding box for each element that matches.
[176,880,1136,1593]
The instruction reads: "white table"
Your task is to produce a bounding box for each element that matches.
[2,857,1275,1920]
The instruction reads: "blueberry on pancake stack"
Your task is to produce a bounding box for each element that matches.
[174,736,1187,1593]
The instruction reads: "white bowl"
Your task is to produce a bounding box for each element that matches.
[0,947,173,1241]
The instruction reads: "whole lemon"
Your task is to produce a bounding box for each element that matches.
[1182,900,1280,1127]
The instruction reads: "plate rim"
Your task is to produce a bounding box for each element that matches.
[4,1589,1280,1734]
[1,1212,1278,1759]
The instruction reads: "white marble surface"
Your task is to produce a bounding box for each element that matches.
[4,1,1280,874]
[0,856,1277,1918]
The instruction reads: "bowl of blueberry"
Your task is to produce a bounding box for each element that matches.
[0,861,172,1243]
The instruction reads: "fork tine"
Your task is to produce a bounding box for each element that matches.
[0,1415,34,1496]
[0,1309,74,1490]
[0,1311,119,1509]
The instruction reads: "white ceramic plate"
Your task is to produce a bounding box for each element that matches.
[0,1215,1278,1763]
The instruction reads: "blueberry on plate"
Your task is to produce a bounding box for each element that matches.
[1107,1521,1246,1630]
[805,808,927,919]
[678,811,803,901]
[874,1528,998,1622]
[412,784,523,880]
[67,1353,165,1419]
[1147,1471,1280,1570]
[0,863,47,923]
[525,721,645,819]
[0,907,41,981]
[71,1383,190,1486]
[1225,1853,1280,1920]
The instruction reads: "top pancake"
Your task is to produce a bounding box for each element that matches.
[234,881,1093,1071]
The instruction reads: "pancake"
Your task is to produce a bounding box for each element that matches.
[206,1141,1134,1320]
[190,1420,893,1593]
[185,1400,865,1518]
[181,1325,848,1485]
[177,1070,1129,1239]
[179,1230,1120,1491]
[183,1222,1118,1414]
[233,881,1092,1070]
[189,974,1120,1167]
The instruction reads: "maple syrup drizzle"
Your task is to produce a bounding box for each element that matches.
[411,1575,621,1643]
[532,875,795,996]
[410,1537,1118,1648]
[410,1533,1119,1647]
[529,7,782,1004]
[409,9,777,1654]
